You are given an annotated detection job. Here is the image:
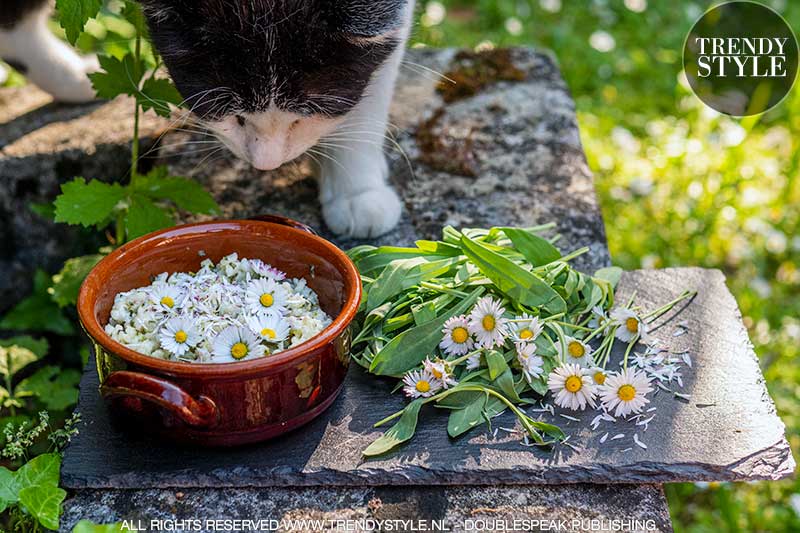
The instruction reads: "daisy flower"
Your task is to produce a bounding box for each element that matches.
[245,278,288,315]
[468,296,508,348]
[515,342,544,383]
[610,307,649,343]
[510,314,543,343]
[547,363,596,411]
[249,259,286,280]
[402,369,442,398]
[589,367,608,387]
[159,316,200,357]
[212,326,265,362]
[558,336,593,367]
[150,284,183,311]
[439,315,474,356]
[465,352,482,370]
[599,367,653,417]
[588,305,611,334]
[246,313,290,343]
[423,358,457,388]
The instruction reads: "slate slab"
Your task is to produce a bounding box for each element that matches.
[61,267,795,488]
[62,484,674,533]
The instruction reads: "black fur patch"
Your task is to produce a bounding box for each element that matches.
[140,0,407,119]
[0,0,49,29]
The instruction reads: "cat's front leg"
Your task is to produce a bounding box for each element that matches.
[0,5,97,103]
[317,45,406,238]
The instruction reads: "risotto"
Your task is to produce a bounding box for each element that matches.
[104,253,333,363]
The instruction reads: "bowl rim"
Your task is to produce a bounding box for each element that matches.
[77,219,362,377]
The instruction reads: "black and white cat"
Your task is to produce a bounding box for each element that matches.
[1,0,414,238]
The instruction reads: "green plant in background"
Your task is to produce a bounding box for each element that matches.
[412,1,799,531]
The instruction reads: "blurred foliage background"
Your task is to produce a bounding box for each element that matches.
[410,0,799,531]
[1,0,797,531]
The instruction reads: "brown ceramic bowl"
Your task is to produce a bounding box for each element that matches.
[77,215,360,447]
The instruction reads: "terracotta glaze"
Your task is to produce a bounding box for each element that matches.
[77,216,360,446]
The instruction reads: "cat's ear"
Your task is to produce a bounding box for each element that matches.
[334,0,407,37]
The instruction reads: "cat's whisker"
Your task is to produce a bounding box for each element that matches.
[401,60,456,85]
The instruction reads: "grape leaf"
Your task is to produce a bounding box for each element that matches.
[88,54,143,100]
[18,485,66,531]
[138,77,183,117]
[125,195,175,240]
[51,254,104,308]
[53,178,126,227]
[55,0,102,44]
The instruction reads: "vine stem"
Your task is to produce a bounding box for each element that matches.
[130,27,143,184]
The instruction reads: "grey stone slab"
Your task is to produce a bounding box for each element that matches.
[61,484,673,533]
[60,268,795,488]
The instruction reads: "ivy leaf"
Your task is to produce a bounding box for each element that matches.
[88,54,143,100]
[0,467,19,513]
[55,0,102,44]
[50,254,104,308]
[18,484,66,531]
[15,366,81,411]
[72,520,124,533]
[15,453,61,489]
[124,194,175,240]
[138,77,183,117]
[0,271,74,334]
[132,168,219,214]
[363,400,424,456]
[53,178,126,228]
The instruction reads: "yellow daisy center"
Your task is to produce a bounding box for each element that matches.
[261,328,277,339]
[482,315,496,331]
[565,375,583,393]
[259,293,274,307]
[415,380,431,393]
[174,330,188,343]
[519,328,533,340]
[593,371,606,385]
[230,342,249,359]
[625,317,639,333]
[160,296,174,308]
[451,327,469,344]
[431,367,443,379]
[568,341,585,358]
[618,384,636,402]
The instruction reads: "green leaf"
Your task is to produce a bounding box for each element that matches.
[594,266,623,289]
[125,194,175,240]
[29,202,56,220]
[485,350,508,380]
[15,453,61,491]
[55,0,102,44]
[363,400,423,456]
[366,256,461,312]
[0,336,48,358]
[500,227,562,266]
[0,467,19,512]
[72,520,124,533]
[53,178,126,228]
[16,366,81,411]
[138,77,183,117]
[18,484,66,531]
[459,234,566,314]
[132,168,219,214]
[411,301,436,325]
[0,271,75,334]
[0,345,40,381]
[370,289,482,376]
[51,254,104,308]
[447,393,506,438]
[88,54,143,100]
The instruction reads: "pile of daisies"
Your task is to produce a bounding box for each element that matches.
[104,253,332,363]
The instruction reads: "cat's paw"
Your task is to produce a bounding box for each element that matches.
[45,52,98,103]
[322,185,402,238]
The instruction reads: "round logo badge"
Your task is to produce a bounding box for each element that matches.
[683,1,798,116]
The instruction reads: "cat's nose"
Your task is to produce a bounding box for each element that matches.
[247,137,287,171]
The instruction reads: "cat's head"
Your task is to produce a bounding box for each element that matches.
[141,0,407,170]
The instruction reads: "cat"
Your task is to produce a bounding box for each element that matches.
[0,0,98,102]
[1,0,413,238]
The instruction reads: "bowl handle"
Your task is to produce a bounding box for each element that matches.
[101,371,219,428]
[248,214,318,235]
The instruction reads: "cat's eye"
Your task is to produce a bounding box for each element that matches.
[235,115,246,127]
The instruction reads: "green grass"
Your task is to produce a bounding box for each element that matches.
[412,1,799,530]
